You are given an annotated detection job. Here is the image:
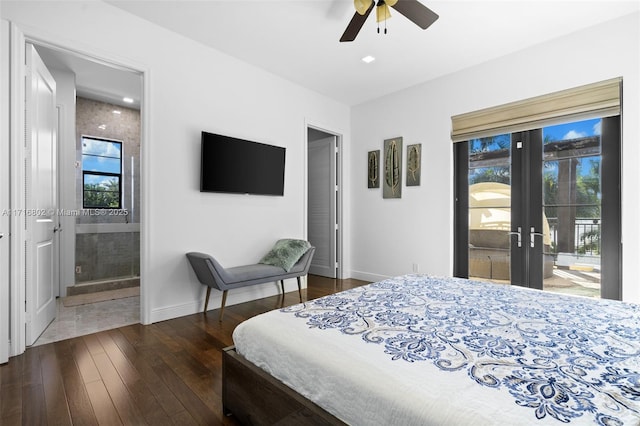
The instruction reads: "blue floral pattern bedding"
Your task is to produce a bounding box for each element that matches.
[280,275,640,425]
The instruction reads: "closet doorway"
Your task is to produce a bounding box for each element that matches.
[307,126,342,279]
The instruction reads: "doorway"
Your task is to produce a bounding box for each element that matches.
[37,45,142,346]
[8,28,145,354]
[307,126,342,279]
[454,116,621,299]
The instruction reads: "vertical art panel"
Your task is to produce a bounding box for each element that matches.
[368,150,380,188]
[406,143,421,186]
[383,137,402,198]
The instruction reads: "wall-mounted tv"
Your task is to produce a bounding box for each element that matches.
[200,131,286,196]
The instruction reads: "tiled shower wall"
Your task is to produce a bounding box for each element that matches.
[75,97,140,283]
[75,231,140,282]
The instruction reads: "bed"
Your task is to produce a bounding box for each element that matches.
[224,275,640,425]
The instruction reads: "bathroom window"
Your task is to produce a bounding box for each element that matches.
[82,136,122,209]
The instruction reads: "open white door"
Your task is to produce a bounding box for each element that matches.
[25,43,57,346]
[308,136,337,278]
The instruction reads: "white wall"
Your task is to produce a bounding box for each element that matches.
[1,1,351,325]
[350,12,640,304]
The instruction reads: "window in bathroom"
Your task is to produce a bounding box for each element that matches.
[81,136,122,209]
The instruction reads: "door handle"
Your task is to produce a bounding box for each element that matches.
[508,227,522,248]
[0,233,4,239]
[530,227,544,248]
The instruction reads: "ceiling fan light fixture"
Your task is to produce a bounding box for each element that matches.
[341,0,438,42]
[376,3,392,23]
[361,55,376,64]
[354,0,372,15]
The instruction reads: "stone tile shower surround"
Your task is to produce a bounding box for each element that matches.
[75,230,140,283]
[75,98,140,285]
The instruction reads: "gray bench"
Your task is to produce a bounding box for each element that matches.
[186,247,315,320]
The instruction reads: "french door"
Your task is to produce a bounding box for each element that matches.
[454,116,621,299]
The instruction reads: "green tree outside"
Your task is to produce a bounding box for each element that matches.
[84,178,120,208]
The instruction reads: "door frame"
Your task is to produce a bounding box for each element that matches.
[1,19,11,364]
[6,21,151,357]
[307,134,337,278]
[454,118,621,298]
[305,122,344,279]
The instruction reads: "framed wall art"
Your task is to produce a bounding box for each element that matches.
[383,137,402,199]
[406,143,421,186]
[367,150,380,188]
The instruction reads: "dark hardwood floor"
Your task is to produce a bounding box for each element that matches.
[0,275,369,425]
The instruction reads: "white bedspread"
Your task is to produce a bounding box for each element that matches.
[232,275,640,425]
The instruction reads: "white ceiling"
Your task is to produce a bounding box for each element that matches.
[36,44,143,109]
[103,0,639,106]
[35,1,639,108]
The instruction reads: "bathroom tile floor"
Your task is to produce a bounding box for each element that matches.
[33,293,140,347]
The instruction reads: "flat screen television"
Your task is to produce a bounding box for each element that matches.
[200,131,286,196]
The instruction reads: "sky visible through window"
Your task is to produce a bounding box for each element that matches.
[470,118,602,152]
[543,118,601,181]
[82,137,121,184]
[543,118,601,141]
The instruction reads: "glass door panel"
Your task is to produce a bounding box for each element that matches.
[468,135,512,283]
[541,119,602,297]
[455,116,619,299]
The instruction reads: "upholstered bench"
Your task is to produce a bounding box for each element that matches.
[186,240,315,320]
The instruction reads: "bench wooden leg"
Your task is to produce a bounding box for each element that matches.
[204,286,212,313]
[219,290,228,322]
[297,277,302,302]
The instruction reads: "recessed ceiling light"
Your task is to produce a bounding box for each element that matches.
[113,110,121,115]
[361,55,376,64]
[123,97,134,103]
[98,124,106,130]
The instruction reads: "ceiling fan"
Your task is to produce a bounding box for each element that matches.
[340,0,439,42]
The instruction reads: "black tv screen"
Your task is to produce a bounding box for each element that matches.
[200,131,286,196]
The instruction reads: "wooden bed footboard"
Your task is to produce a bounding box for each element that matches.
[222,346,346,425]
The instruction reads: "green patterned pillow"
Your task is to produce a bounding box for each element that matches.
[259,239,311,272]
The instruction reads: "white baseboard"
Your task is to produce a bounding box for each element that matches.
[350,270,391,283]
[149,279,305,324]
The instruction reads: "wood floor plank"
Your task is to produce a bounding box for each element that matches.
[97,330,174,425]
[148,322,184,354]
[22,383,46,425]
[70,336,102,384]
[151,333,219,410]
[85,380,123,426]
[108,328,187,418]
[91,348,148,425]
[170,409,200,425]
[18,347,45,425]
[1,354,23,422]
[0,382,22,423]
[54,340,99,426]
[22,344,43,387]
[151,356,219,425]
[39,344,73,425]
[82,333,106,357]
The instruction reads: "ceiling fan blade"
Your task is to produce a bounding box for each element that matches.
[390,0,439,30]
[340,2,374,42]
